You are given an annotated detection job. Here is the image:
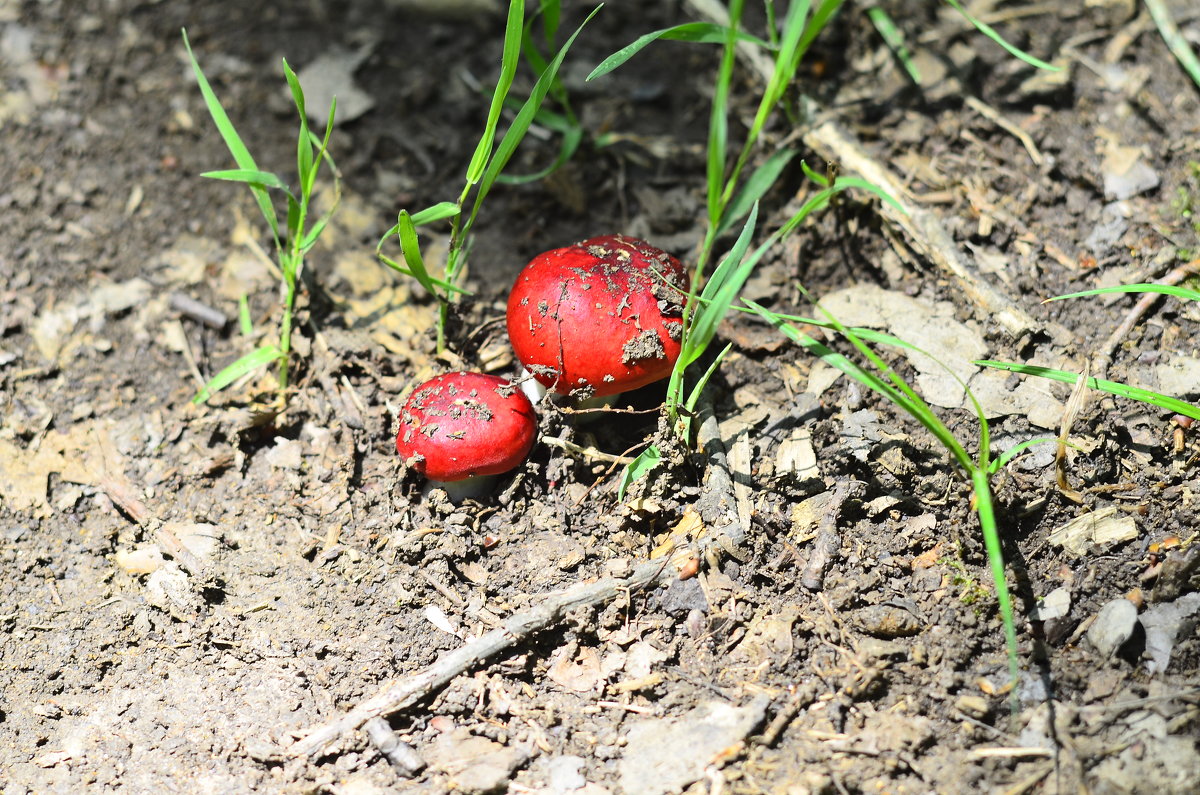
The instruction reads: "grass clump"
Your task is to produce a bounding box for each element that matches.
[182,29,339,410]
[376,0,602,354]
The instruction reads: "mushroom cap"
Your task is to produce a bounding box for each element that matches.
[506,234,689,398]
[395,372,536,482]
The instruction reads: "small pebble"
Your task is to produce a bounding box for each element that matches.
[1087,598,1138,657]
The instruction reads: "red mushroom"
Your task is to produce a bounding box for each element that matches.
[395,372,536,501]
[506,234,689,405]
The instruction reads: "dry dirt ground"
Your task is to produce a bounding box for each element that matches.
[3,1,1200,793]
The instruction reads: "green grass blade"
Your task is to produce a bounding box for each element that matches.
[496,120,583,184]
[706,0,744,225]
[752,297,972,470]
[1048,283,1200,303]
[377,254,470,295]
[286,195,302,247]
[282,59,314,192]
[1146,0,1200,91]
[181,29,280,242]
[988,437,1057,474]
[410,202,462,225]
[976,360,1200,421]
[200,169,290,190]
[300,213,332,253]
[739,0,815,159]
[801,159,828,186]
[867,6,921,84]
[393,210,438,297]
[829,175,907,215]
[522,2,575,113]
[971,467,1020,705]
[471,4,602,223]
[746,300,907,408]
[618,445,661,501]
[540,0,561,47]
[465,0,525,186]
[586,22,771,81]
[302,97,337,199]
[683,203,759,369]
[717,148,798,237]
[237,293,253,337]
[683,342,733,416]
[763,0,780,48]
[192,344,281,404]
[943,0,1059,72]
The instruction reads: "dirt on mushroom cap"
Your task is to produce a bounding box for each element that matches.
[506,234,689,398]
[395,372,536,481]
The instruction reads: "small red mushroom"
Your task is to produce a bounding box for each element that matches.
[506,234,689,405]
[395,372,536,501]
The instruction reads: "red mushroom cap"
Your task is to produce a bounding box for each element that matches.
[506,234,689,398]
[395,372,536,482]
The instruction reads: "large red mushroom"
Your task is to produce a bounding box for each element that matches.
[506,234,688,405]
[395,372,536,501]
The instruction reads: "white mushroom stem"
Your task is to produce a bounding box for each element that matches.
[421,474,499,504]
[518,368,619,419]
[518,373,548,405]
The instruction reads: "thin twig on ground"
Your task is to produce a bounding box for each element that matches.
[291,393,747,760]
[803,120,1042,340]
[799,480,863,591]
[686,0,1045,341]
[364,717,426,777]
[964,95,1045,167]
[1090,258,1200,380]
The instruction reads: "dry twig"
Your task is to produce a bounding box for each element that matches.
[1090,258,1200,380]
[291,395,746,759]
[687,0,1043,341]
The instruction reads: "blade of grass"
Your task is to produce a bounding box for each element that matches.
[1146,0,1200,91]
[465,0,526,186]
[1048,283,1200,303]
[182,29,280,243]
[867,6,921,84]
[942,0,1060,72]
[717,148,798,237]
[392,211,439,297]
[469,4,603,227]
[989,438,1058,474]
[496,116,584,184]
[411,202,462,225]
[376,254,469,295]
[749,298,1020,693]
[747,299,971,470]
[586,22,771,81]
[238,293,253,337]
[282,59,314,193]
[540,0,561,47]
[976,360,1200,421]
[618,445,662,501]
[705,0,744,226]
[193,344,281,404]
[971,467,1020,698]
[684,204,760,368]
[683,342,733,415]
[199,169,290,190]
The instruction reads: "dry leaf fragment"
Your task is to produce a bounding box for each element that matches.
[1048,507,1138,556]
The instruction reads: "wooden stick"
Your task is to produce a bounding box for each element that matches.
[292,395,746,759]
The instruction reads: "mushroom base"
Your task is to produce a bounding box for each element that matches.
[421,474,499,504]
[519,369,619,419]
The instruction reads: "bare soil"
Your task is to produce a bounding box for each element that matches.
[3,1,1200,793]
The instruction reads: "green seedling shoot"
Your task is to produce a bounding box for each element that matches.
[980,282,1200,422]
[182,29,339,410]
[377,0,601,354]
[746,294,1025,701]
